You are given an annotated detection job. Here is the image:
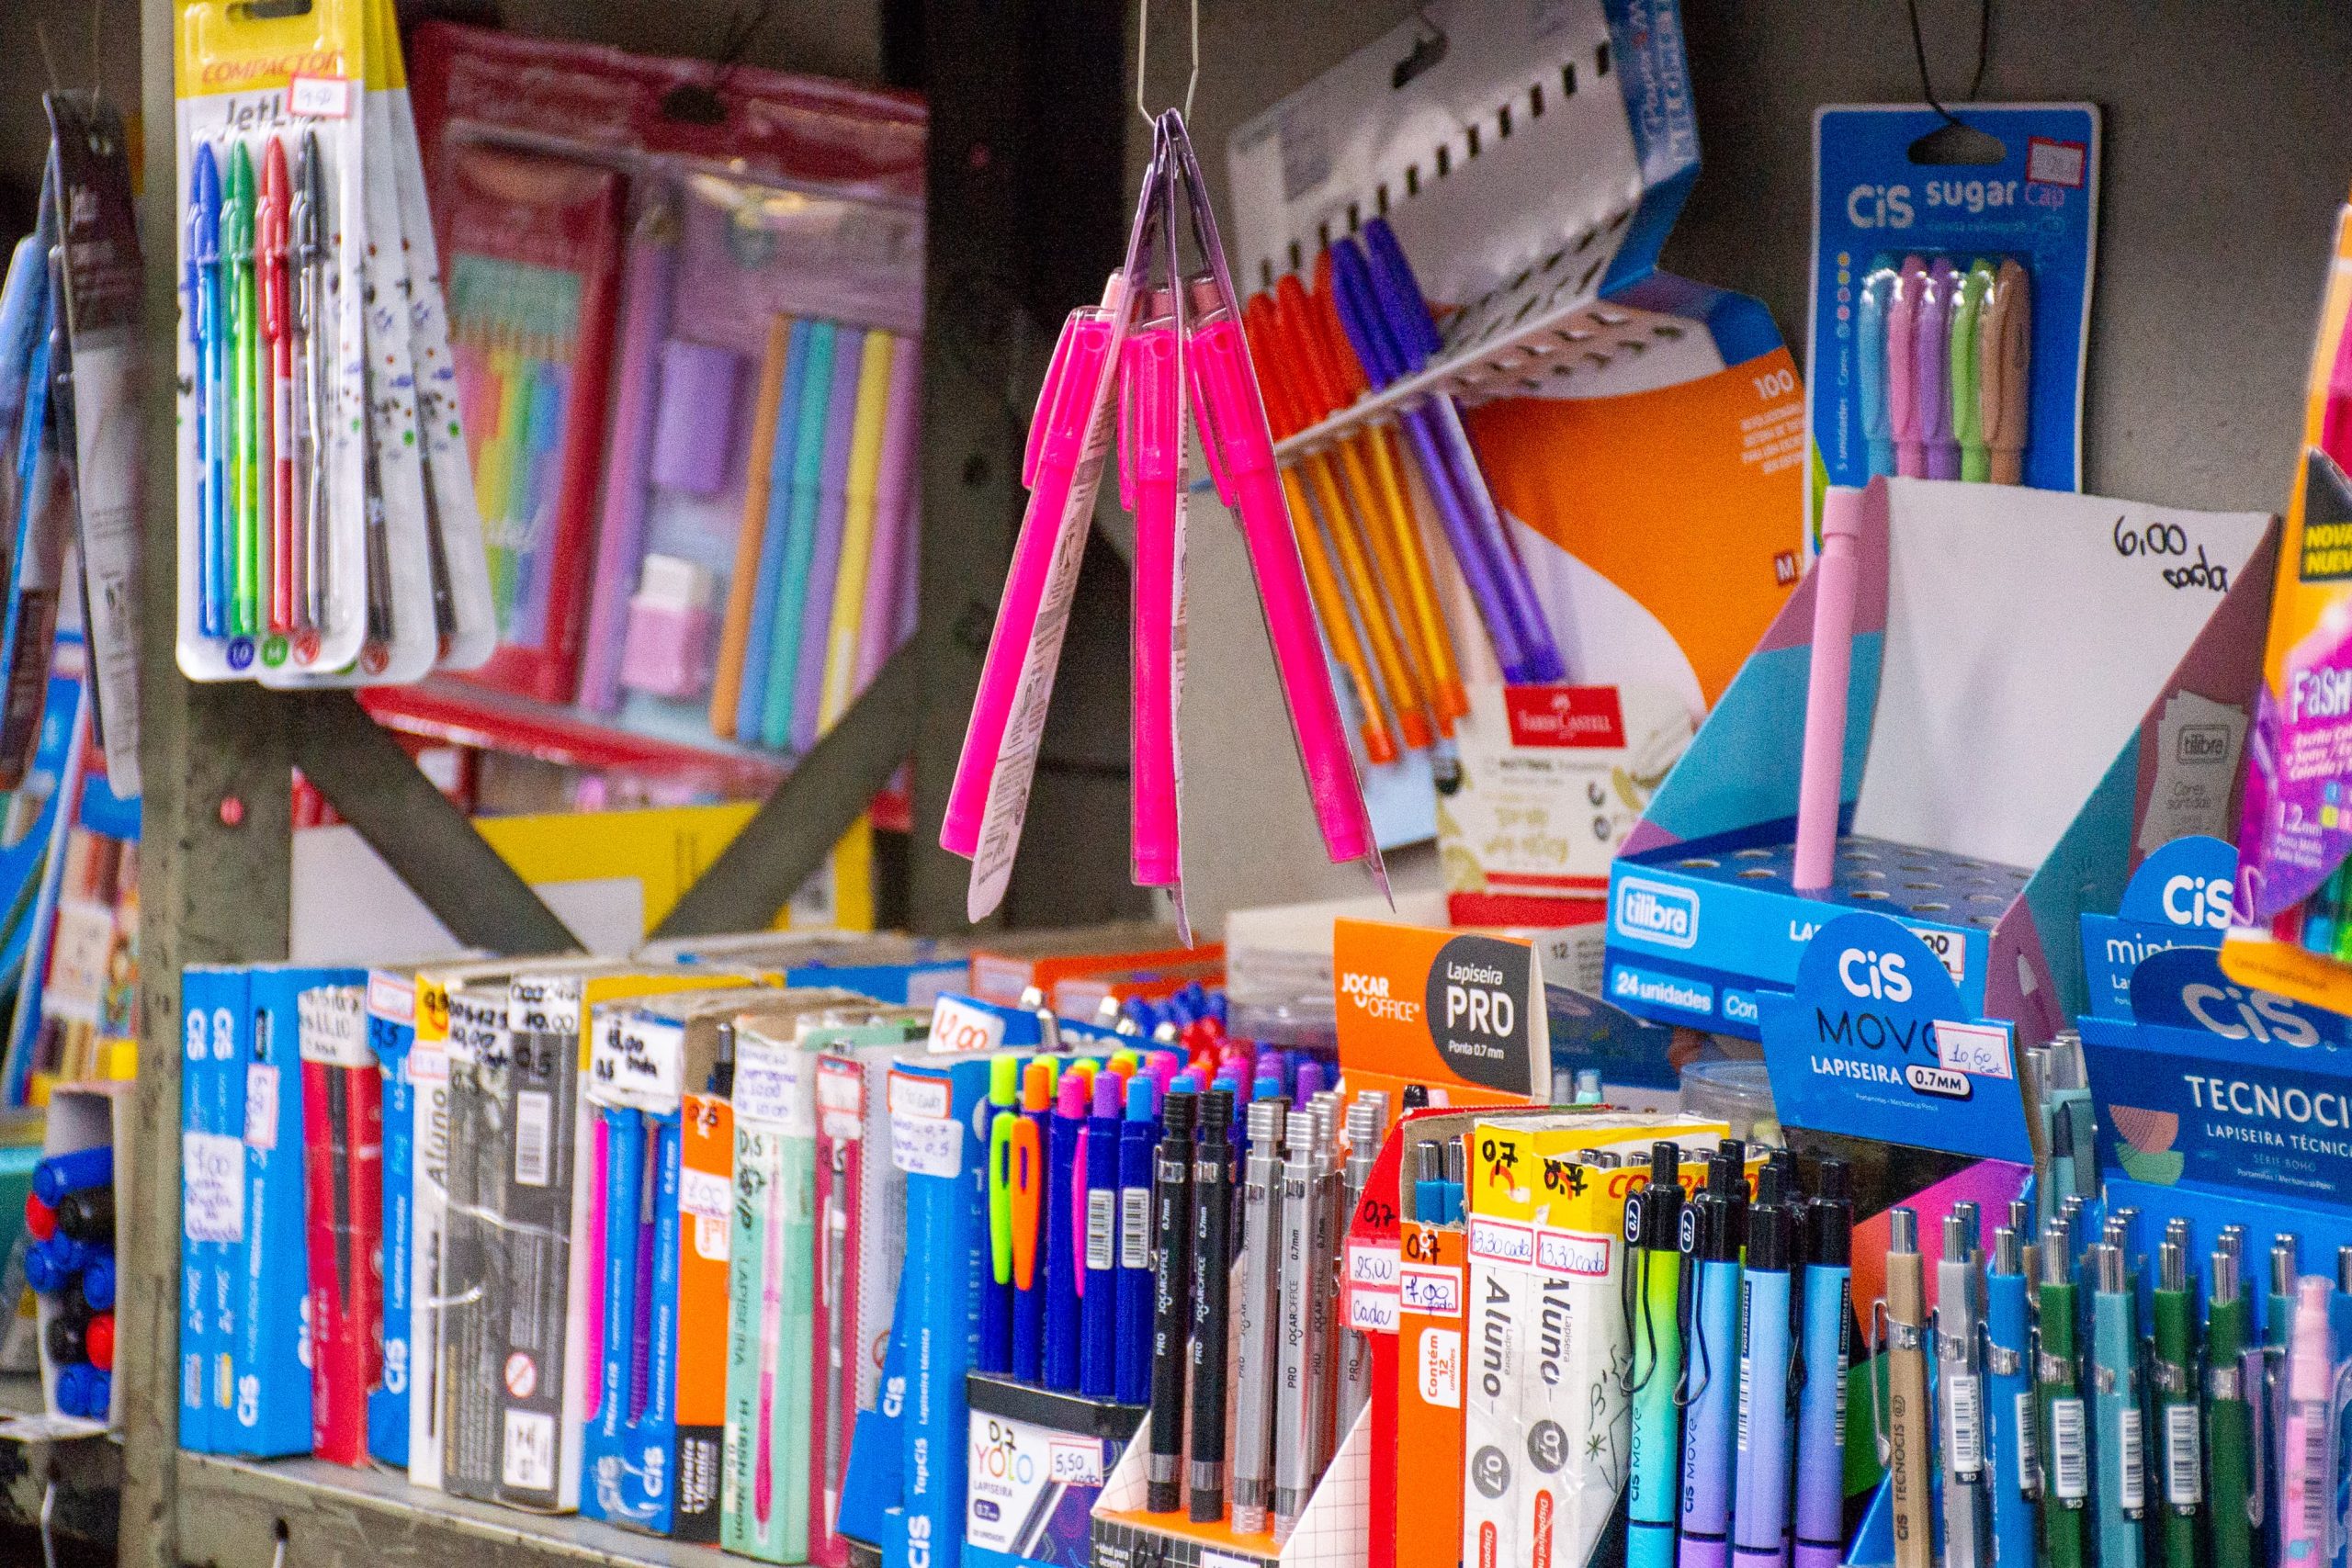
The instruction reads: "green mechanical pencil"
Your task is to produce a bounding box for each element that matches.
[2152,1222,2201,1568]
[223,141,259,637]
[2039,1216,2088,1568]
[2205,1231,2256,1568]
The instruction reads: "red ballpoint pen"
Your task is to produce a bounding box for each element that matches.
[259,136,294,636]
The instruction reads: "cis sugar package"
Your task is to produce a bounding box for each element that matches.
[171,0,497,685]
[2223,191,2352,1009]
[1808,104,2100,505]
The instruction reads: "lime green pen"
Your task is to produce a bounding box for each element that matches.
[1951,258,1996,482]
[223,141,261,637]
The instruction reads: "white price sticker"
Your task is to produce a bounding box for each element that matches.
[890,1112,963,1179]
[243,1065,279,1150]
[888,1071,950,1121]
[1349,1289,1399,1333]
[1902,923,1969,983]
[1046,1438,1106,1486]
[509,976,582,1037]
[1399,1263,1465,1318]
[183,1131,244,1244]
[732,1038,806,1130]
[287,74,354,119]
[1934,1020,2014,1079]
[589,1015,684,1110]
[367,972,415,1024]
[297,987,370,1067]
[927,996,1005,1055]
[680,1168,731,1223]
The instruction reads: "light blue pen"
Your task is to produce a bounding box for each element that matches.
[2092,1239,2147,1568]
[1984,1214,2041,1568]
[785,324,867,753]
[1679,1151,1744,1568]
[757,320,837,749]
[1859,265,1896,478]
[736,320,813,739]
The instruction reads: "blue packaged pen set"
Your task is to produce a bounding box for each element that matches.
[1808,105,2100,507]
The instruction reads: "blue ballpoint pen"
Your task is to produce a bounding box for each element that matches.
[1859,265,1896,478]
[1984,1221,2041,1568]
[1327,238,1544,684]
[1114,1076,1159,1404]
[1681,1152,1746,1568]
[190,144,226,637]
[1042,1072,1087,1391]
[1080,1073,1123,1398]
[2092,1238,2148,1568]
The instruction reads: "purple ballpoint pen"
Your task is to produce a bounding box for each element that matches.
[1917,259,1959,480]
[792,324,869,752]
[1328,240,1548,683]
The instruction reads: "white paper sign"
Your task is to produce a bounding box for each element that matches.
[183,1131,244,1243]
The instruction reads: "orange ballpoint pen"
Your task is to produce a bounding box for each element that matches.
[1265,283,1432,752]
[1240,295,1399,766]
[1306,253,1467,724]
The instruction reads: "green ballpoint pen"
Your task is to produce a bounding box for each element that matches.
[1951,258,1996,481]
[2152,1221,2201,1568]
[2039,1216,2089,1568]
[223,141,259,638]
[2206,1232,2256,1568]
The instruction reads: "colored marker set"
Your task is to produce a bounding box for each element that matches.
[945,109,1383,931]
[409,23,926,721]
[20,1144,117,1423]
[1852,254,2032,483]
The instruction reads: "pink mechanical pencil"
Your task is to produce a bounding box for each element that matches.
[1166,116,1381,882]
[1119,290,1182,893]
[2281,1275,2333,1567]
[1887,256,1925,477]
[940,283,1122,858]
[1792,480,1876,891]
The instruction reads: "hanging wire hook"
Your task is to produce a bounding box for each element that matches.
[1136,0,1200,130]
[32,20,63,96]
[1905,0,1991,131]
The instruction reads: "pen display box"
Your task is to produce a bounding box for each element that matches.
[296,980,379,1467]
[965,1375,1142,1568]
[406,23,926,739]
[1604,476,2275,1053]
[1808,104,2100,504]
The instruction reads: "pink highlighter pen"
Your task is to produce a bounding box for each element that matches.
[1887,256,1925,476]
[1119,290,1182,891]
[1917,258,1960,480]
[941,279,1123,858]
[1186,277,1380,877]
[2281,1275,2334,1565]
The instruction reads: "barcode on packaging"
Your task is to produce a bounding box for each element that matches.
[1121,1188,1151,1269]
[2120,1406,2146,1513]
[1946,1373,1984,1476]
[514,1091,551,1188]
[2165,1402,2202,1507]
[2051,1397,2088,1500]
[1086,1190,1116,1271]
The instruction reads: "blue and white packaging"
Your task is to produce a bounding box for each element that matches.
[878,1052,996,1568]
[2076,834,2233,1020]
[1758,912,2033,1164]
[177,964,248,1455]
[236,966,364,1455]
[1809,103,2100,505]
[365,967,417,1466]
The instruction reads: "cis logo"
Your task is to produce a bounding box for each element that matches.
[2160,874,2232,931]
[1838,947,1912,1003]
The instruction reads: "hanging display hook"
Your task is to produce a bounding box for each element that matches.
[1136,0,1200,130]
[1905,0,1992,131]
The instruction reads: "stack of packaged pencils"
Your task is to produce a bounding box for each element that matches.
[172,0,500,688]
[407,24,926,741]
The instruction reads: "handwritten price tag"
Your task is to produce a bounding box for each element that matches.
[1936,1019,2015,1079]
[890,1112,962,1179]
[927,996,1004,1055]
[589,1014,684,1110]
[183,1131,244,1243]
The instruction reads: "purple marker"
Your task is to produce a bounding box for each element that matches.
[1917,259,1959,480]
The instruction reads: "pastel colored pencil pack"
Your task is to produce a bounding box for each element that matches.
[1808,104,2101,508]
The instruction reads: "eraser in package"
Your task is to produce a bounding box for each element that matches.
[173,0,371,680]
[1807,104,2100,510]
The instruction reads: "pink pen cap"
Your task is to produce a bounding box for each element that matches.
[1792,480,1875,892]
[1917,258,1959,480]
[1188,281,1377,869]
[941,278,1122,858]
[1886,256,1925,476]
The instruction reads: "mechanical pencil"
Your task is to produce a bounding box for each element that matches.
[1147,1089,1196,1512]
[2093,1237,2148,1568]
[1681,1150,1746,1568]
[1628,1142,1686,1568]
[1794,1160,1854,1568]
[1233,1097,1288,1535]
[1940,1205,1991,1568]
[1986,1222,2041,1568]
[1080,1071,1123,1399]
[1190,1088,1236,1522]
[2208,1232,2257,1568]
[1883,1206,1933,1568]
[1734,1161,1796,1568]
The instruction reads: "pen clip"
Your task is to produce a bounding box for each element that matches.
[1022,310,1082,491]
[1869,1296,1894,1467]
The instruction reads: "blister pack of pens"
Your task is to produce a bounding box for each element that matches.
[403,23,926,718]
[172,0,467,683]
[944,109,1383,934]
[1809,104,2101,506]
